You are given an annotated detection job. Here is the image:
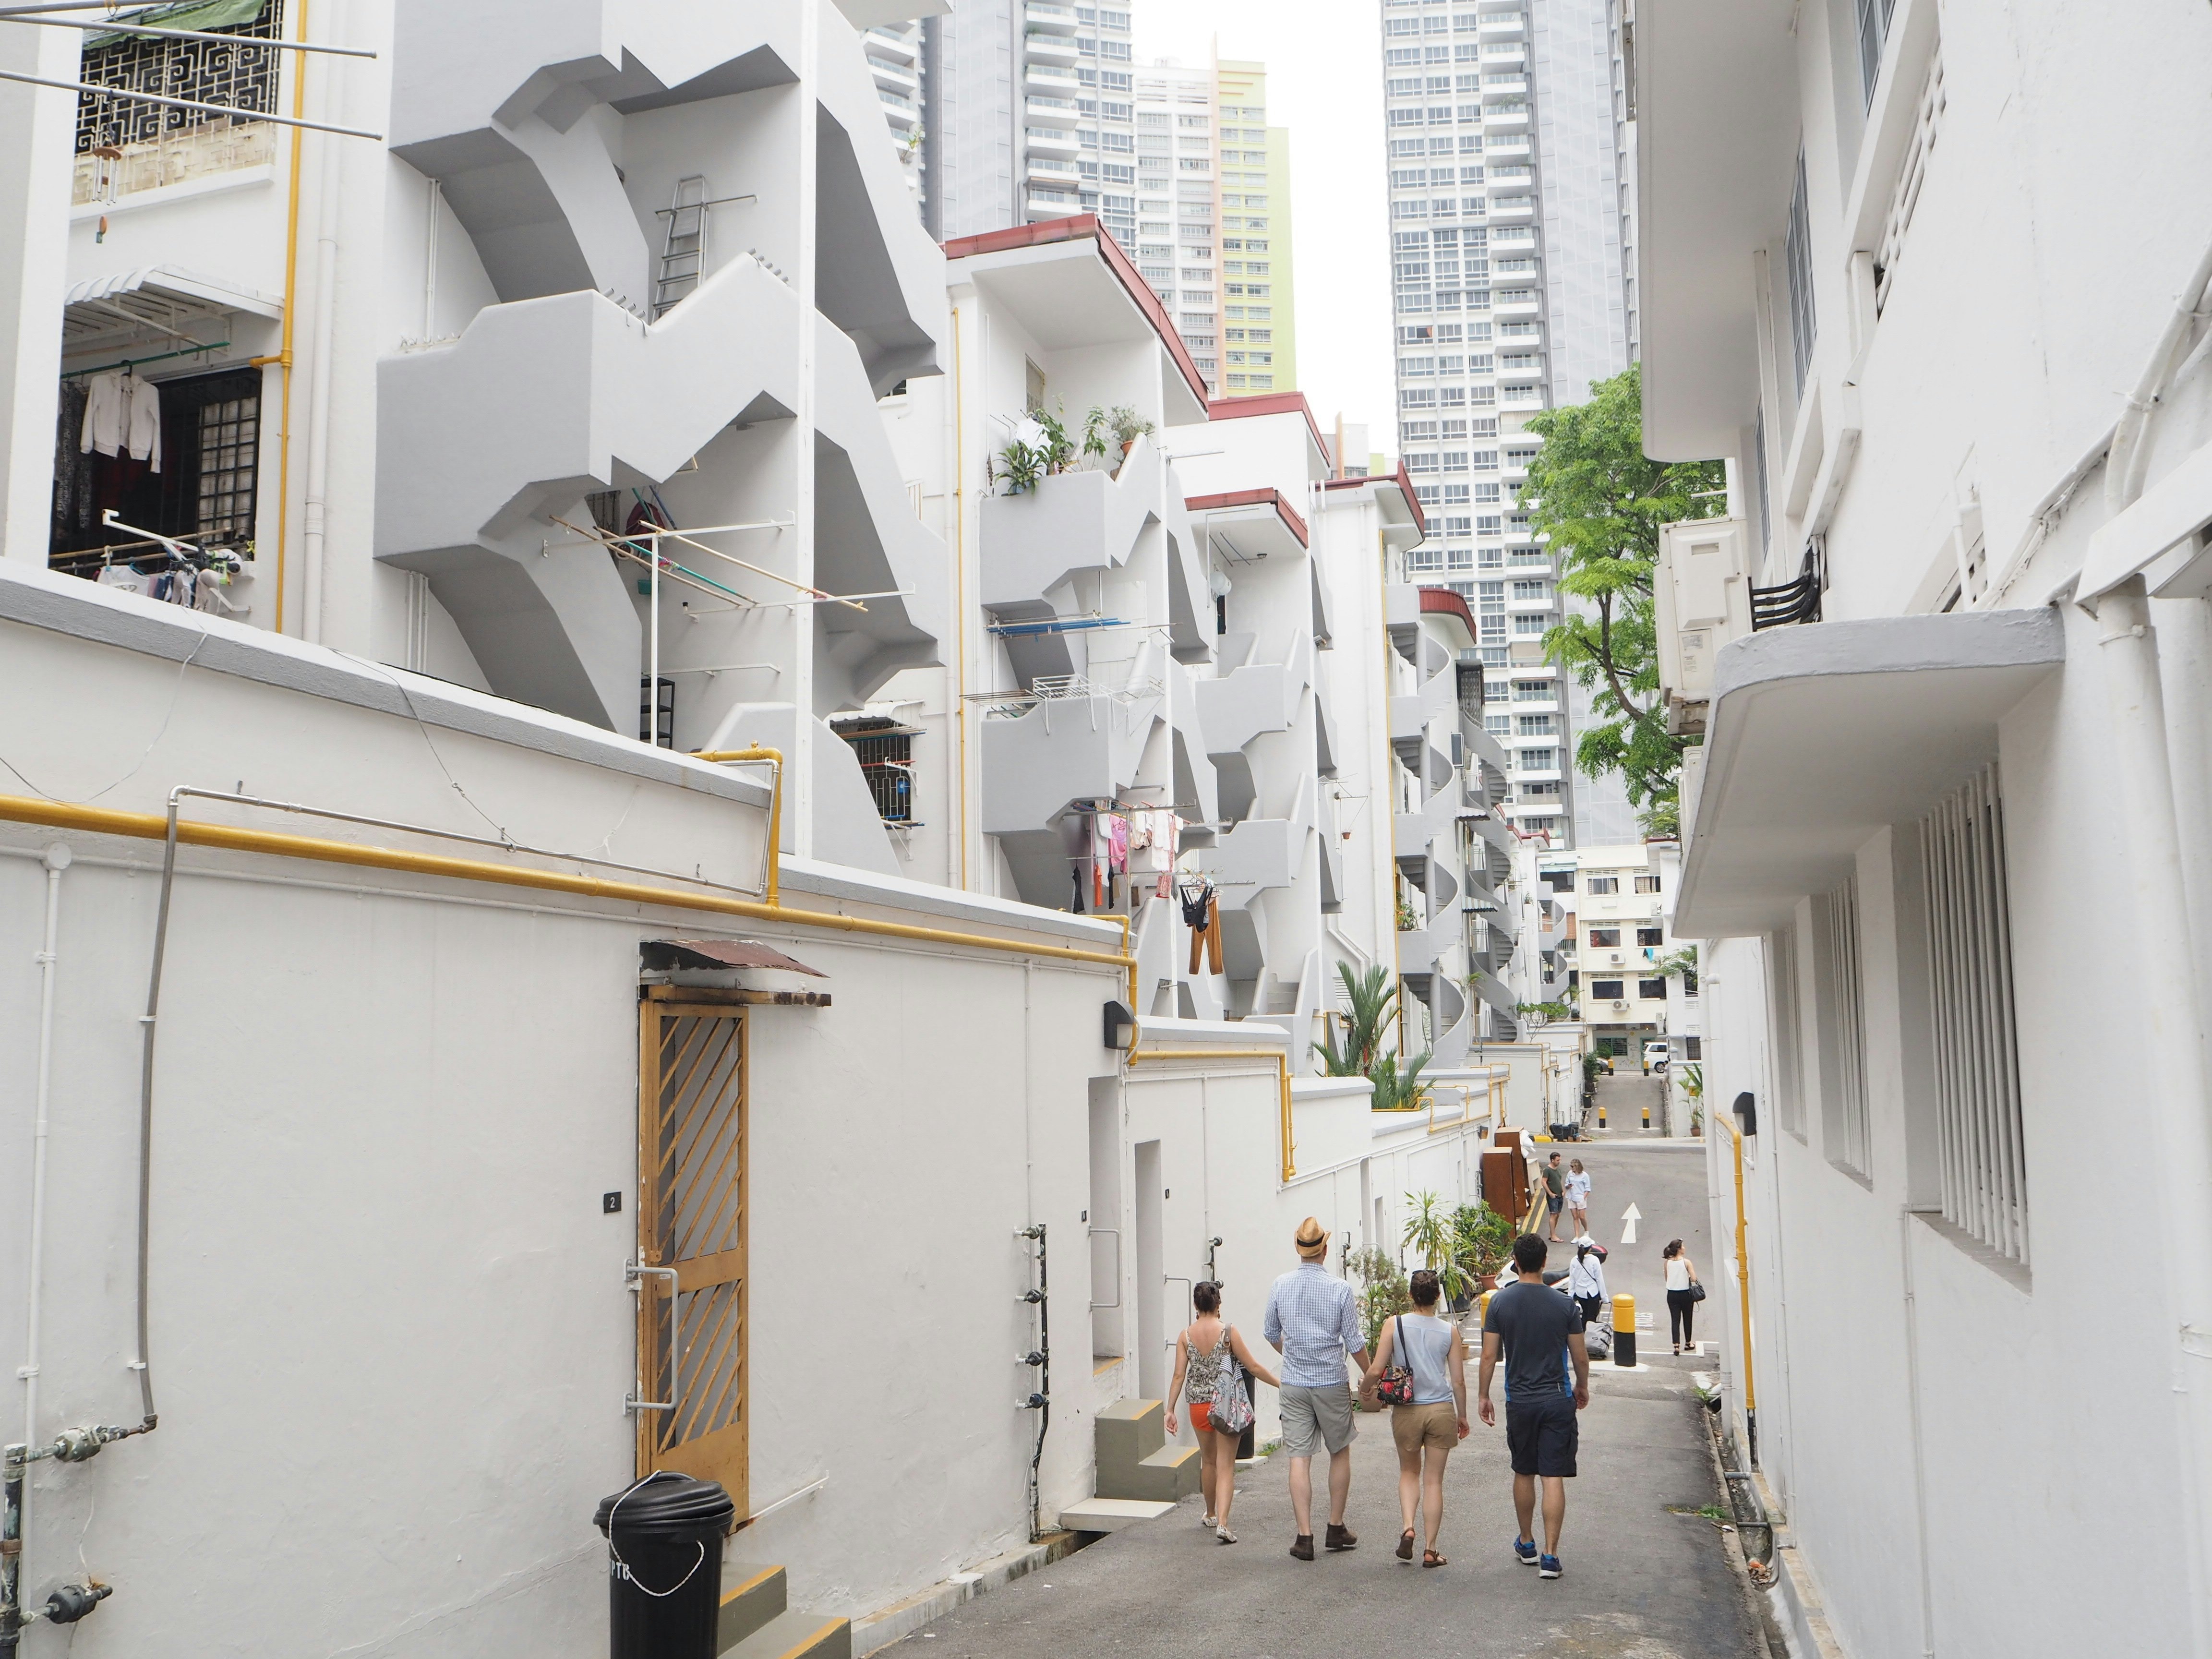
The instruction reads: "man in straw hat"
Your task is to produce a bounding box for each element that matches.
[1263,1217,1370,1560]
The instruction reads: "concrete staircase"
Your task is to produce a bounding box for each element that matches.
[1057,1398,1199,1531]
[720,1563,850,1659]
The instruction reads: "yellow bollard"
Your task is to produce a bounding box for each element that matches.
[1642,1101,1651,1129]
[1611,1292,1637,1367]
[1599,1103,1607,1128]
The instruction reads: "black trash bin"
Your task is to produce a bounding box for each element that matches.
[594,1470,735,1659]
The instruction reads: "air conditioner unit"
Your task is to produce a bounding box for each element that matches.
[1654,517,1753,734]
[1611,999,1629,1011]
[1608,952,1624,965]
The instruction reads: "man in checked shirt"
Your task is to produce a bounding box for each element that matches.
[1263,1217,1371,1560]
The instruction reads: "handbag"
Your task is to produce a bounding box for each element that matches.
[1688,1275,1708,1303]
[1211,1334,1255,1435]
[1374,1316,1417,1406]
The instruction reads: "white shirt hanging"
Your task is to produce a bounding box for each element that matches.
[80,371,127,457]
[125,373,161,471]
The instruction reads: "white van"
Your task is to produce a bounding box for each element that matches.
[1642,1039,1671,1075]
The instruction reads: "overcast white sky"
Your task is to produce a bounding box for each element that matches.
[1136,0,1395,452]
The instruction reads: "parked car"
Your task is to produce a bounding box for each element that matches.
[1643,1039,1671,1075]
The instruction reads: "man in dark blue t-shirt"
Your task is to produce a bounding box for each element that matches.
[1480,1231,1591,1581]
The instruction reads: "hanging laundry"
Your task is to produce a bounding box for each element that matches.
[80,371,127,457]
[1070,866,1086,914]
[1106,814,1130,874]
[95,564,148,596]
[1205,895,1224,975]
[1155,867,1172,900]
[124,372,161,471]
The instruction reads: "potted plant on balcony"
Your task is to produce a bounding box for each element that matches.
[1106,404,1154,474]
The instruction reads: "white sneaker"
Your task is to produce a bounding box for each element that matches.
[1216,1526,1238,1544]
[1201,1513,1216,1528]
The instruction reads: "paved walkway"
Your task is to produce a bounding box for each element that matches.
[890,1349,1769,1659]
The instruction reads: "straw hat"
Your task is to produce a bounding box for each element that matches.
[1295,1216,1329,1260]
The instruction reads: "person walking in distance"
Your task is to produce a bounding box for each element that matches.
[1263,1217,1370,1561]
[1363,1270,1469,1568]
[1164,1281,1281,1544]
[1566,1236,1608,1328]
[1540,1152,1567,1241]
[1663,1238,1701,1355]
[1479,1233,1591,1581]
[1563,1158,1591,1238]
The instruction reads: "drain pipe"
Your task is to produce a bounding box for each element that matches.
[2090,577,2212,1645]
[299,6,346,645]
[21,844,68,1460]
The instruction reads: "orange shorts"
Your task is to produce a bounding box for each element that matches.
[1192,1401,1215,1435]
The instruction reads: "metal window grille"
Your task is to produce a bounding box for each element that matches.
[1920,762,2029,1265]
[1817,879,1872,1176]
[839,724,918,823]
[1767,924,1804,1136]
[74,1,286,154]
[1785,151,1817,393]
[194,384,260,541]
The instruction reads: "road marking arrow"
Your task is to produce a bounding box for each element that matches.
[1620,1202,1642,1246]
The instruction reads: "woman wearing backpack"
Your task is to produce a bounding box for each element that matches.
[1164,1281,1281,1543]
[1361,1269,1470,1567]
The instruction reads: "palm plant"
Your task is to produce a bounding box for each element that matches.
[1402,1190,1471,1303]
[1368,1047,1432,1113]
[1313,962,1397,1076]
[1347,1246,1412,1356]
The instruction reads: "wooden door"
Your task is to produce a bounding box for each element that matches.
[637,991,749,1512]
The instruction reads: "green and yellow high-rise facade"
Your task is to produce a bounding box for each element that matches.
[1213,60,1295,397]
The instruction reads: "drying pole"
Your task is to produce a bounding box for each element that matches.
[650,532,661,745]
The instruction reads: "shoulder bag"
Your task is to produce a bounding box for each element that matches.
[1374,1316,1418,1406]
[1688,1269,1708,1303]
[1211,1329,1255,1435]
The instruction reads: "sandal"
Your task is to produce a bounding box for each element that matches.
[1396,1529,1416,1561]
[1423,1549,1447,1569]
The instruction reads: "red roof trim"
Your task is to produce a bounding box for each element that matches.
[1204,391,1330,463]
[1418,585,1478,635]
[1321,465,1427,534]
[942,214,1209,409]
[1184,486,1310,549]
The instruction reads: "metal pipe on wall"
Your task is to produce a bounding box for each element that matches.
[300,1,345,645]
[20,844,67,1458]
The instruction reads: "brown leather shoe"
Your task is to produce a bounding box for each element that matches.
[1289,1534,1315,1561]
[1325,1523,1358,1551]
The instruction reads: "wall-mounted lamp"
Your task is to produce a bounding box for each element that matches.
[1103,999,1136,1050]
[1733,1090,1757,1137]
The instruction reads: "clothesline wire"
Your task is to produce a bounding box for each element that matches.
[61,340,232,382]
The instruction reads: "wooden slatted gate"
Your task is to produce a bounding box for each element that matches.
[636,989,749,1513]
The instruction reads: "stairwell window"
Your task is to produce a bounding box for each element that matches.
[1816,879,1872,1178]
[1785,150,1817,394]
[1855,0,1896,104]
[1919,763,2029,1266]
[1767,925,1805,1137]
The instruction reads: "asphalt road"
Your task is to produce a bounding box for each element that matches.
[889,1116,1765,1659]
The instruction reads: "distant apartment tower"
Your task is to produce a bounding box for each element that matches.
[918,0,1136,244]
[1127,54,1294,398]
[1378,0,1633,848]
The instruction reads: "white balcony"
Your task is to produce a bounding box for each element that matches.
[866,54,918,91]
[1479,12,1527,36]
[1485,131,1532,157]
[1484,102,1530,130]
[1488,195,1535,223]
[1493,289,1542,316]
[1026,155,1082,185]
[866,27,918,62]
[1024,61,1081,89]
[1025,125,1080,154]
[1025,31,1080,62]
[1025,1,1080,31]
[1481,43,1527,65]
[1482,75,1529,100]
[1026,95,1082,125]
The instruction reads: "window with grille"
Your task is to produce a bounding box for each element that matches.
[1919,762,2028,1265]
[192,375,261,541]
[1785,150,1817,394]
[834,721,920,824]
[76,1,285,156]
[1817,879,1872,1177]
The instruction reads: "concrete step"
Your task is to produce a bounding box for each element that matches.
[1130,1443,1202,1502]
[719,1563,788,1652]
[723,1608,852,1659]
[1057,1497,1178,1533]
[1094,1397,1165,1472]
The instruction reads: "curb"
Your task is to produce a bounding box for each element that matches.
[853,1531,1080,1655]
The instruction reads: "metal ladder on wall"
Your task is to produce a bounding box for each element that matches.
[653,175,709,318]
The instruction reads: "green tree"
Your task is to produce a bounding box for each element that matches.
[1523,364,1725,828]
[1314,962,1398,1076]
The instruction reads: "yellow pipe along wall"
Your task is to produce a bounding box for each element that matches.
[0,794,1134,987]
[1126,1043,1296,1183]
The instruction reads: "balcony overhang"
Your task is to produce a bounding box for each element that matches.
[944,214,1208,422]
[1635,0,1800,461]
[1674,609,2066,938]
[1188,487,1307,560]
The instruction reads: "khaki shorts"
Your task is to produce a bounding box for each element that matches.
[1279,1382,1357,1458]
[1391,1399,1459,1455]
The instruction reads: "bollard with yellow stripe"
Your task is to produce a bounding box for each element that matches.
[1611,1292,1636,1367]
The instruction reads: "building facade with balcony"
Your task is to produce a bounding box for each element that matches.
[1638,1,2212,1654]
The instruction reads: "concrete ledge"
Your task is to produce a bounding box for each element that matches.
[1054,1498,1178,1531]
[1767,1541,1850,1659]
[852,1532,1081,1656]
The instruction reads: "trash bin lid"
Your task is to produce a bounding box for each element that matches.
[594,1471,736,1541]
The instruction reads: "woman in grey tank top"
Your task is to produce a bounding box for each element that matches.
[1360,1269,1469,1566]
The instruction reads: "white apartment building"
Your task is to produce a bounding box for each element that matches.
[1378,0,1640,850]
[1560,840,1668,1058]
[0,2,1524,1640]
[1639,1,2212,1653]
[919,0,1136,243]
